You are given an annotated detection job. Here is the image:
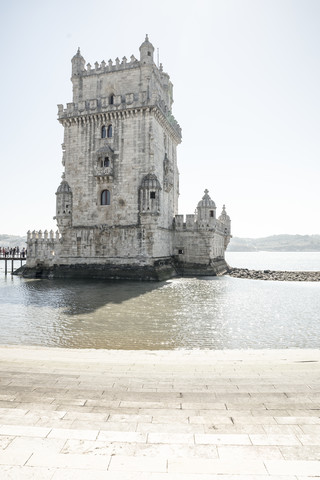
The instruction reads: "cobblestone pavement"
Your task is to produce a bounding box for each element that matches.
[0,346,319,479]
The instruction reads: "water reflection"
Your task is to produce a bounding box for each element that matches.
[0,268,320,350]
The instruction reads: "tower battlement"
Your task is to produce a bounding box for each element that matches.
[57,97,181,139]
[72,55,170,88]
[23,36,231,280]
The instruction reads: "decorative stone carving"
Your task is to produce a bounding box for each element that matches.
[25,37,231,279]
[163,153,173,192]
[139,173,161,215]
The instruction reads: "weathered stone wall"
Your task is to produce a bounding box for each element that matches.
[174,258,229,277]
[60,49,180,247]
[20,261,177,282]
[174,216,228,265]
[25,38,231,280]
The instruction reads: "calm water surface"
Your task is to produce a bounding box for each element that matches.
[0,252,319,349]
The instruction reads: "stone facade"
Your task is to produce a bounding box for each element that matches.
[24,36,231,280]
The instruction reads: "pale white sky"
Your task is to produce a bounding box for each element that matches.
[1,0,319,238]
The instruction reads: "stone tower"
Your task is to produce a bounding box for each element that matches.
[24,37,231,280]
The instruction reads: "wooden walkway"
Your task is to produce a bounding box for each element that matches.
[0,257,26,274]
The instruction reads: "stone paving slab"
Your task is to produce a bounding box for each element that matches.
[0,346,319,478]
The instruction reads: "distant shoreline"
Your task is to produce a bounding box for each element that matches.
[228,234,320,252]
[2,233,320,253]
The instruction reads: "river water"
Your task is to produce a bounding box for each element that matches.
[0,252,319,350]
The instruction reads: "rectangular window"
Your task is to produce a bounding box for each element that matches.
[150,191,156,199]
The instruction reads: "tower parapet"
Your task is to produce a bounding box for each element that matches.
[25,230,61,269]
[23,37,230,280]
[66,37,179,137]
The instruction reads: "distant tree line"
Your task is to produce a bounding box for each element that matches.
[228,234,320,252]
[0,235,27,249]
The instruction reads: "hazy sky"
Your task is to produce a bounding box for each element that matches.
[1,0,319,238]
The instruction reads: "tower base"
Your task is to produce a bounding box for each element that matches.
[15,257,229,281]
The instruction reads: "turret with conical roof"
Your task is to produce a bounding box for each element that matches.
[139,34,154,65]
[71,48,85,76]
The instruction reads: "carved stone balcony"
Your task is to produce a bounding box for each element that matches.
[94,165,114,181]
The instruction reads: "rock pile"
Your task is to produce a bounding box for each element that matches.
[227,268,320,282]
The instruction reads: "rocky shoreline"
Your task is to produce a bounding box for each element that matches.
[227,267,320,282]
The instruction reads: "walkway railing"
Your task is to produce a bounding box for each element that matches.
[0,255,27,275]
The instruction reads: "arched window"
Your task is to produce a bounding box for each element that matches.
[101,126,106,138]
[101,189,110,205]
[103,157,110,167]
[107,125,112,138]
[109,94,114,105]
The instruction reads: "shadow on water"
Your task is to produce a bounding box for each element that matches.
[2,276,165,316]
[2,267,320,350]
[0,274,233,349]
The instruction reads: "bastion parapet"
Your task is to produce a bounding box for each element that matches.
[22,36,231,280]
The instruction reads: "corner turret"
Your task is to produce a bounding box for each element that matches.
[196,189,216,227]
[219,205,231,236]
[71,48,86,102]
[54,178,73,233]
[71,48,85,76]
[139,35,154,65]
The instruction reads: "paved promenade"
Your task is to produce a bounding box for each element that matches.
[0,346,319,479]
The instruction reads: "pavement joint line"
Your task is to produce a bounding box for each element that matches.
[1,347,320,476]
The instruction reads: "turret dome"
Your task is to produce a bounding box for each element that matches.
[140,173,161,189]
[56,180,72,194]
[72,47,84,62]
[71,48,85,75]
[219,205,230,222]
[139,34,154,51]
[197,189,216,209]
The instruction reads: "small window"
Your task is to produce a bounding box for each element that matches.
[104,157,110,167]
[107,125,112,138]
[178,249,184,255]
[210,210,214,218]
[101,189,110,205]
[101,126,106,138]
[150,191,156,199]
[147,51,151,56]
[109,94,114,105]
